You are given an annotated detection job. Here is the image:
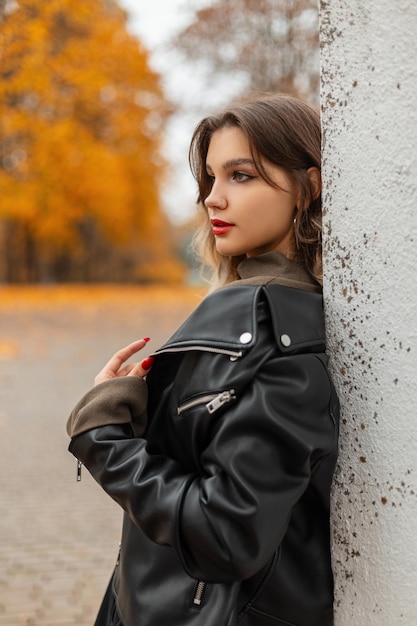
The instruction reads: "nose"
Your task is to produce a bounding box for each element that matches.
[204,185,227,210]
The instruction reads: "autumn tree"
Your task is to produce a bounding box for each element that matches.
[174,0,319,103]
[0,0,184,282]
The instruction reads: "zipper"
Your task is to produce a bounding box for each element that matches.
[76,459,82,482]
[206,389,236,414]
[192,580,206,607]
[177,389,236,416]
[154,345,243,361]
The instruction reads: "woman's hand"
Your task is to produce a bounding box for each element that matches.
[94,338,154,387]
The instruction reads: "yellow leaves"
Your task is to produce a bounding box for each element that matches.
[0,340,20,359]
[0,284,205,310]
[0,0,182,282]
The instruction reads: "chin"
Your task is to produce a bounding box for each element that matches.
[215,243,245,257]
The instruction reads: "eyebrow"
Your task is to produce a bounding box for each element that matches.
[206,158,256,172]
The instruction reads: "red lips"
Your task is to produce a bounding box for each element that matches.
[211,219,234,236]
[211,219,233,227]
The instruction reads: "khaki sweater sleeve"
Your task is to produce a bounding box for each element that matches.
[66,376,148,439]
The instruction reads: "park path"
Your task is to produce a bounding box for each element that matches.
[0,286,203,625]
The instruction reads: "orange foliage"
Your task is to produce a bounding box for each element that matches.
[0,284,206,310]
[0,0,184,283]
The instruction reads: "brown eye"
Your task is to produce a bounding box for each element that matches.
[232,171,253,182]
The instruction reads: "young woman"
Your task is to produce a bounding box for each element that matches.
[67,94,339,626]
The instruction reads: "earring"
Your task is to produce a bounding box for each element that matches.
[293,216,300,250]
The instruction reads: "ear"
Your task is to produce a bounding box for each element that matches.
[307,167,321,203]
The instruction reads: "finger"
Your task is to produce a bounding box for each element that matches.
[94,361,142,386]
[93,339,150,386]
[101,338,150,377]
[115,363,138,377]
[128,356,155,378]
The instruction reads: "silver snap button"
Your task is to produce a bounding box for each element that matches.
[280,334,291,347]
[239,332,252,344]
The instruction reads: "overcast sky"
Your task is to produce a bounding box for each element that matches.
[118,0,195,48]
[117,0,207,223]
[116,0,246,223]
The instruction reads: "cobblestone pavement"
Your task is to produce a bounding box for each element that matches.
[0,287,202,625]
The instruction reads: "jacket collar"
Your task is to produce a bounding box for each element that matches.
[155,283,325,357]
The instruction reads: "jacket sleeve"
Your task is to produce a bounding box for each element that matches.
[68,352,337,584]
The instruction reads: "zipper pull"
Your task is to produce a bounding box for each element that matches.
[193,580,206,606]
[206,390,236,414]
[76,459,82,482]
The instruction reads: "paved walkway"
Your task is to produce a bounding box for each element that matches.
[0,287,201,625]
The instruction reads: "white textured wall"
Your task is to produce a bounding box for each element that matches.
[320,1,417,623]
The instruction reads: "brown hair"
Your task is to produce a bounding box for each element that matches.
[189,93,322,289]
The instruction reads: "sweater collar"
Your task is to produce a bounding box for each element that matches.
[236,251,321,292]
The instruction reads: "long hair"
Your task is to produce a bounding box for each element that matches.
[189,93,322,289]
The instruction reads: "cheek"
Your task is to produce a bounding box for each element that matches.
[249,193,295,230]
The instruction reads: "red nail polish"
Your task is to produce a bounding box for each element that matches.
[143,337,151,343]
[142,356,154,370]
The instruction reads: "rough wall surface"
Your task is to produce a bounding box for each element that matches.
[320,1,417,623]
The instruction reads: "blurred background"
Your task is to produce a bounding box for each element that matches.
[0,0,319,285]
[0,0,319,623]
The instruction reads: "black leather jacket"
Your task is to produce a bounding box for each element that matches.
[69,282,339,626]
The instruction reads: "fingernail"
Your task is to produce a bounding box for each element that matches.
[142,356,154,370]
[143,337,151,343]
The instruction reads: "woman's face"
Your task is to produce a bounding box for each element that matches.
[204,125,298,259]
